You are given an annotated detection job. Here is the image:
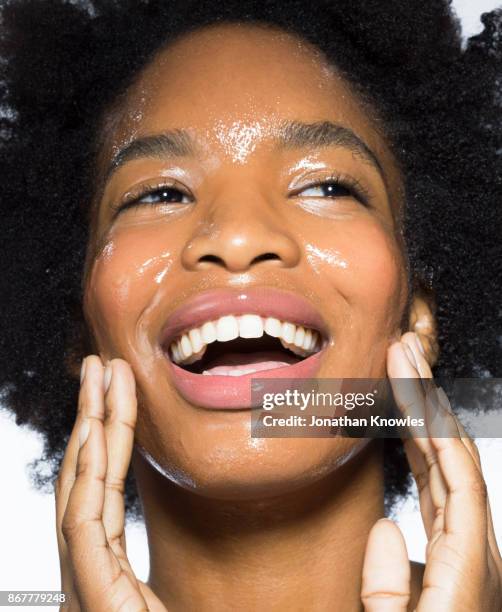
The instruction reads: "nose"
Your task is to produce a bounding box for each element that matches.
[181,193,301,273]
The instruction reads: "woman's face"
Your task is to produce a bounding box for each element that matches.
[84,24,408,499]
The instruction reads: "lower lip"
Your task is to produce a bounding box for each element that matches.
[165,351,324,409]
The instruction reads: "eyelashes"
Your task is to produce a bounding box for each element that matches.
[110,182,194,217]
[292,173,371,207]
[134,186,192,205]
[111,173,372,217]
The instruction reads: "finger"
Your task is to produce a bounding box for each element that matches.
[387,342,447,533]
[361,519,411,611]
[55,356,105,607]
[446,408,501,568]
[102,359,140,580]
[402,438,436,538]
[56,356,106,524]
[436,390,479,469]
[428,407,488,560]
[394,332,446,539]
[57,356,106,493]
[61,392,147,610]
[401,331,432,380]
[387,342,433,455]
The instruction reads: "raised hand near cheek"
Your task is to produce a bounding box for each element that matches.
[361,333,502,612]
[54,356,166,612]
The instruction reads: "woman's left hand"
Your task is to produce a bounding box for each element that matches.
[361,332,502,611]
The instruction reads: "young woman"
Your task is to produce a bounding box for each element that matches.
[1,1,501,609]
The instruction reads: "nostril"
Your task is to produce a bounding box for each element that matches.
[198,254,225,265]
[251,253,281,265]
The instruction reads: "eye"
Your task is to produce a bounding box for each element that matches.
[113,184,194,216]
[136,187,191,205]
[297,181,353,198]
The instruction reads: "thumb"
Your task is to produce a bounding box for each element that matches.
[361,518,411,612]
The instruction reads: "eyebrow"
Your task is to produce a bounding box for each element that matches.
[277,120,385,178]
[106,129,195,180]
[105,120,385,182]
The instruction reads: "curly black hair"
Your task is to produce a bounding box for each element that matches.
[1,0,501,519]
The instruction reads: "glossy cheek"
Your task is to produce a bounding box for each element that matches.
[343,222,404,305]
[84,226,173,354]
[303,217,406,328]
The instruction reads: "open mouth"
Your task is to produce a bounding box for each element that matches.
[166,314,323,377]
[158,288,328,408]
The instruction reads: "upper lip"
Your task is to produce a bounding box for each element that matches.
[159,287,329,348]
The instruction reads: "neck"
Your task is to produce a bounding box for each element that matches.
[133,441,384,612]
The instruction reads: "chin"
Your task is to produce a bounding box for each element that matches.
[135,434,367,501]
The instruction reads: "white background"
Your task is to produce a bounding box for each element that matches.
[1,1,501,607]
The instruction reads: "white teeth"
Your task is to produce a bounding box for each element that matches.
[180,334,192,360]
[182,346,207,365]
[216,315,239,342]
[201,321,217,344]
[280,330,320,358]
[168,313,323,366]
[264,317,281,337]
[281,321,296,344]
[294,326,305,348]
[189,328,204,354]
[238,314,263,338]
[280,338,309,358]
[302,328,313,351]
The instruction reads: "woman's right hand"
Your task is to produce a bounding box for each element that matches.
[55,355,166,611]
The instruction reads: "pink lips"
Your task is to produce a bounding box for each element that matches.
[160,287,328,409]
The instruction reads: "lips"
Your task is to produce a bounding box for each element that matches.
[159,288,329,409]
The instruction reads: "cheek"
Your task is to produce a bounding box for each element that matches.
[84,227,173,349]
[345,222,404,303]
[303,218,407,323]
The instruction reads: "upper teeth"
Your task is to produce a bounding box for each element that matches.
[169,314,321,365]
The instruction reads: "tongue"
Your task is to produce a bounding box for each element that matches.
[202,350,299,376]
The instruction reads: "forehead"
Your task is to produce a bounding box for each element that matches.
[110,23,388,158]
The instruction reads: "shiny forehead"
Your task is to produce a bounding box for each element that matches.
[107,21,350,141]
[95,21,402,206]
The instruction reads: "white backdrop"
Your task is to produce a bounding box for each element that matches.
[1,1,501,607]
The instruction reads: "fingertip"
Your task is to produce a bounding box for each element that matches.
[104,359,136,392]
[369,517,403,538]
[375,517,395,526]
[108,358,135,377]
[387,342,418,378]
[362,517,410,603]
[103,359,138,423]
[103,365,112,394]
[401,332,420,358]
[86,354,106,370]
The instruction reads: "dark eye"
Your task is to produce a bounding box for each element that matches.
[136,187,191,205]
[297,181,352,198]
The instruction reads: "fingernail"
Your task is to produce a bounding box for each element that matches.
[80,358,87,385]
[414,333,426,356]
[104,365,112,393]
[79,419,90,447]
